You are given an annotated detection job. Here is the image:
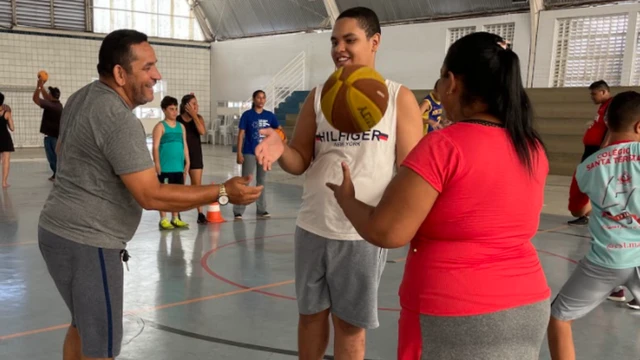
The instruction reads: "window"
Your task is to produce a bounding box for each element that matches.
[93,0,204,41]
[552,14,628,87]
[631,14,640,86]
[484,23,515,43]
[12,0,86,31]
[447,26,476,49]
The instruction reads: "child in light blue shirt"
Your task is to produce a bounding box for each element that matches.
[549,91,640,359]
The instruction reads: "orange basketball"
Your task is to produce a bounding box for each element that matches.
[37,70,48,82]
[320,64,389,134]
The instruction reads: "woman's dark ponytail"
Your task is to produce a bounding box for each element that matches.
[444,32,545,175]
[495,49,544,174]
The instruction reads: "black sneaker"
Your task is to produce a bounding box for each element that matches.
[258,212,271,218]
[568,216,589,226]
[197,212,208,224]
[234,213,243,220]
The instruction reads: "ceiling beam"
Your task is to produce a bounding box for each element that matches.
[188,0,215,42]
[322,0,340,26]
[526,0,545,87]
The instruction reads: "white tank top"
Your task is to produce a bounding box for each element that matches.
[296,79,401,240]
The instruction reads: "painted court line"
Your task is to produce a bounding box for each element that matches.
[0,279,294,341]
[143,318,380,360]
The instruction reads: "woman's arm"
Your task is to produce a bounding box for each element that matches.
[182,124,190,175]
[6,110,14,132]
[193,114,206,135]
[327,162,439,249]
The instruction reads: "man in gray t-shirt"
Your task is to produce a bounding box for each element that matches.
[39,79,153,249]
[37,29,262,360]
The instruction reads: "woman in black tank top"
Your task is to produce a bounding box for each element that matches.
[0,93,15,188]
[177,94,208,223]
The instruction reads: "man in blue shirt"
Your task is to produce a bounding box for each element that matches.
[235,90,282,219]
[549,91,640,360]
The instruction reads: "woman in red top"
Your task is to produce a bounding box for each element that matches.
[327,32,551,359]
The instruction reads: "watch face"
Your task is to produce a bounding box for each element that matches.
[218,195,229,205]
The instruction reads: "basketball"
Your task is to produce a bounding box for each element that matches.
[320,64,389,134]
[37,70,48,82]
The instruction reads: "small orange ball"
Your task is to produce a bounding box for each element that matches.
[38,70,49,82]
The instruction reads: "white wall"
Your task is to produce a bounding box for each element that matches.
[532,2,640,87]
[0,28,210,148]
[210,13,531,103]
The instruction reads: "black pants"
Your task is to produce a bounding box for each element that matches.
[581,145,601,162]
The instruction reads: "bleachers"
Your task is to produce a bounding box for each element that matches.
[274,86,640,175]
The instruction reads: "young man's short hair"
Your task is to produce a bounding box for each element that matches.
[589,80,610,92]
[161,96,178,110]
[336,7,381,39]
[606,91,640,132]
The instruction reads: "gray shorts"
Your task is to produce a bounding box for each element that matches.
[294,226,387,329]
[38,226,124,358]
[551,258,640,321]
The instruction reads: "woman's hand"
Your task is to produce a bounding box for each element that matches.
[185,103,198,119]
[326,162,355,206]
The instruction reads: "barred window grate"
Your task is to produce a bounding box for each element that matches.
[484,23,515,43]
[631,14,640,86]
[447,26,476,49]
[552,13,628,87]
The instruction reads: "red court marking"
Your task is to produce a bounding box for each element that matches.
[200,229,581,312]
[536,249,578,264]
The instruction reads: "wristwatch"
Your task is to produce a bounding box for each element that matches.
[218,184,229,206]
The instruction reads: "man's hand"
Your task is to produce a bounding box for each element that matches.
[223,175,263,205]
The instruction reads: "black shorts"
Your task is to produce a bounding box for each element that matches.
[158,172,184,185]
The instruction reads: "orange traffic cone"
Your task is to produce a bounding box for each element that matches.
[207,183,226,223]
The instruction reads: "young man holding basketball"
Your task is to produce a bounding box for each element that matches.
[255,6,423,359]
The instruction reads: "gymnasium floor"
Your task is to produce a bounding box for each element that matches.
[1,145,639,360]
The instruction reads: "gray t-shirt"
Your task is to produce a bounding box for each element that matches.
[39,80,154,249]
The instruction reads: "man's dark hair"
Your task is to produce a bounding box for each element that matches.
[336,7,381,38]
[589,80,610,92]
[161,96,178,110]
[97,29,148,78]
[606,91,640,132]
[48,87,61,100]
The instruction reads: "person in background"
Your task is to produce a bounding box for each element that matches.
[326,32,551,360]
[153,96,190,230]
[549,91,640,360]
[0,93,14,188]
[177,93,208,224]
[32,79,63,181]
[568,80,613,226]
[419,80,444,135]
[234,90,282,220]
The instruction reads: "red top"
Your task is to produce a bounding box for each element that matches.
[399,123,551,316]
[583,98,612,146]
